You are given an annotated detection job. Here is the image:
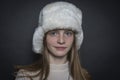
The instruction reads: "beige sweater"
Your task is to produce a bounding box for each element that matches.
[15,62,73,80]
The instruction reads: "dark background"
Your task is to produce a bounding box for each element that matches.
[0,0,119,80]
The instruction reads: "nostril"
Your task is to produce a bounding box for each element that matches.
[58,41,65,44]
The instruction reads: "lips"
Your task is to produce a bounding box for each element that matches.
[55,47,66,51]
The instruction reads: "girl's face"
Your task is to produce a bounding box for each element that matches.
[46,29,74,58]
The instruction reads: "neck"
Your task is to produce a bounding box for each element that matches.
[49,54,68,64]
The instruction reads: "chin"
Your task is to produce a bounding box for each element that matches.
[54,51,68,57]
[48,48,69,57]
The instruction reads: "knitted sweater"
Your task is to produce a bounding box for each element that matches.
[15,62,73,80]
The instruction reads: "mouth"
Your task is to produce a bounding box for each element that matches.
[55,47,66,51]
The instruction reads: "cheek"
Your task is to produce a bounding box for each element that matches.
[46,37,57,46]
[66,37,74,46]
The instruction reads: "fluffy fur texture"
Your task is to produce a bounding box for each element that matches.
[32,1,83,54]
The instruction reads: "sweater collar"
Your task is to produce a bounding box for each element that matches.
[50,61,69,71]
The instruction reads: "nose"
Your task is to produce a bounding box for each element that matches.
[57,34,65,44]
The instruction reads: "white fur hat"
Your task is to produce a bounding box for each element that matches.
[32,1,83,54]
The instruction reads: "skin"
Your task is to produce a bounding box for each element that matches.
[46,29,74,64]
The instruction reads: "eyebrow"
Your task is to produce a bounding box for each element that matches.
[49,29,74,32]
[46,29,78,35]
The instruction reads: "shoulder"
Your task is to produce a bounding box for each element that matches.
[81,68,92,80]
[15,69,30,80]
[15,69,40,80]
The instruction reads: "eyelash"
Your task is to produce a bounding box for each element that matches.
[49,31,58,36]
[65,31,73,36]
[48,30,73,37]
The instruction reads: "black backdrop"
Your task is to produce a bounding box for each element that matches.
[0,0,120,80]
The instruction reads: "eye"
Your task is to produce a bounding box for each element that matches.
[48,30,58,36]
[65,30,73,37]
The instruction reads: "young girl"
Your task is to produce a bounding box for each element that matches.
[15,1,91,80]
